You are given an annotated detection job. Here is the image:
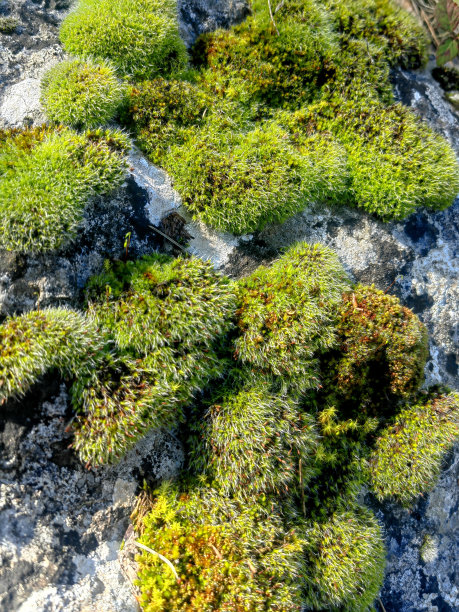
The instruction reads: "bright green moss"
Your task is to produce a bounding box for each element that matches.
[0,16,19,34]
[370,393,459,506]
[190,384,318,498]
[167,119,348,235]
[297,98,459,220]
[0,308,103,404]
[234,243,350,392]
[302,506,386,611]
[134,482,305,611]
[120,78,211,165]
[41,58,125,129]
[71,254,235,465]
[60,0,187,81]
[0,126,129,253]
[194,0,338,109]
[321,284,428,414]
[323,0,428,68]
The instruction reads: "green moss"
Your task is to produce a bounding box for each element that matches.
[71,254,235,465]
[120,78,211,165]
[234,243,350,392]
[190,383,318,498]
[167,119,348,235]
[0,308,103,404]
[302,506,386,611]
[369,393,459,506]
[296,98,459,219]
[134,482,305,611]
[324,0,428,68]
[41,58,125,129]
[60,0,188,81]
[194,0,338,109]
[0,16,19,34]
[0,126,129,253]
[321,284,428,415]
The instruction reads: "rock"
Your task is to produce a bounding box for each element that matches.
[178,0,249,46]
[369,442,459,612]
[0,382,184,611]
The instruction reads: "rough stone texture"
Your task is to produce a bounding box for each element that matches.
[0,1,458,611]
[0,381,184,611]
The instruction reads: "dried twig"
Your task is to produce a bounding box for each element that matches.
[267,0,279,35]
[134,541,180,582]
[148,224,189,254]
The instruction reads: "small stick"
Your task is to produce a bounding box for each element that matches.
[148,224,190,255]
[378,597,387,612]
[420,9,440,46]
[267,0,279,35]
[134,541,180,582]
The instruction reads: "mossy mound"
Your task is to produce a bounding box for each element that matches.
[321,284,428,414]
[190,383,318,498]
[41,58,125,129]
[133,483,305,611]
[234,243,350,392]
[72,254,235,465]
[60,0,187,81]
[120,78,211,165]
[166,119,348,234]
[302,506,386,611]
[370,392,459,506]
[0,126,129,253]
[0,308,103,404]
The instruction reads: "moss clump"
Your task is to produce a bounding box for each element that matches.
[302,506,386,611]
[167,118,348,235]
[190,384,318,498]
[194,0,337,109]
[133,483,305,611]
[234,243,350,392]
[120,79,211,165]
[321,284,428,414]
[369,393,459,506]
[41,58,125,129]
[0,308,103,404]
[72,254,235,465]
[0,16,19,33]
[60,0,187,81]
[295,98,459,220]
[0,126,129,253]
[324,0,428,68]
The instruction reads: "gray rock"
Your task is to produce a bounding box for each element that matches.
[178,0,249,46]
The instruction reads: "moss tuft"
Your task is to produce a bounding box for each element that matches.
[190,383,318,498]
[60,0,188,81]
[0,126,129,253]
[369,392,459,506]
[134,482,305,611]
[302,506,386,611]
[234,242,350,392]
[71,254,235,465]
[0,16,19,34]
[41,58,125,129]
[0,308,103,404]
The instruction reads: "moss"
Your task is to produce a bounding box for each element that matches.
[324,0,428,68]
[369,393,459,506]
[41,58,125,129]
[167,118,349,235]
[134,482,305,611]
[120,78,211,165]
[296,98,459,220]
[0,16,19,34]
[321,284,428,415]
[234,243,350,392]
[0,126,129,253]
[190,383,318,498]
[0,308,103,404]
[71,254,235,465]
[60,0,187,81]
[194,0,338,109]
[302,506,386,611]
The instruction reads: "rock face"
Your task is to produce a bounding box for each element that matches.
[0,1,458,611]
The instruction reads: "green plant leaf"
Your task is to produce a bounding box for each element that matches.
[436,38,459,66]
